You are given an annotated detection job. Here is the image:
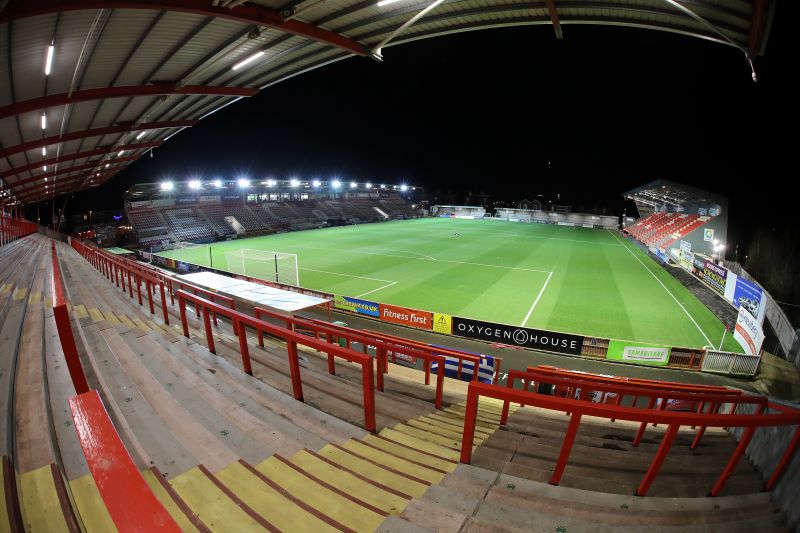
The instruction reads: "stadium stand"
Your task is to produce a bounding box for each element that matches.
[163,208,215,242]
[3,229,795,531]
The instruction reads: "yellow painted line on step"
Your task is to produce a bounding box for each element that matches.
[170,466,266,533]
[0,283,11,295]
[434,410,498,431]
[289,449,412,515]
[445,406,500,425]
[27,291,42,305]
[362,434,457,472]
[379,428,460,461]
[118,314,137,329]
[216,461,340,533]
[341,440,446,484]
[69,474,117,532]
[0,462,9,532]
[148,321,167,334]
[141,470,204,533]
[20,465,70,532]
[89,308,105,322]
[406,418,484,444]
[257,456,385,532]
[133,318,151,332]
[103,311,121,325]
[316,445,429,498]
[71,304,88,319]
[12,287,28,301]
[44,297,53,308]
[392,424,462,450]
[421,413,494,436]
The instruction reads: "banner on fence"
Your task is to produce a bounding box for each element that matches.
[724,273,767,324]
[680,240,691,253]
[451,316,583,355]
[606,340,671,366]
[704,261,727,294]
[432,312,452,334]
[733,306,765,356]
[680,250,694,272]
[431,350,494,384]
[379,303,432,329]
[334,295,379,317]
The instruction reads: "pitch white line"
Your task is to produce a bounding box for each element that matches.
[521,271,553,327]
[356,281,398,298]
[300,267,394,283]
[362,247,436,260]
[607,230,713,346]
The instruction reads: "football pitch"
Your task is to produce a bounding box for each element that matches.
[157,218,740,351]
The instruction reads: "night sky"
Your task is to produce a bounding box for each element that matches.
[59,3,793,254]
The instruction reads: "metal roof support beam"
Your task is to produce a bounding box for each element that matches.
[544,0,563,39]
[370,0,448,60]
[748,0,767,55]
[0,0,367,56]
[6,157,140,189]
[0,84,258,120]
[0,141,161,180]
[17,171,121,201]
[0,120,197,160]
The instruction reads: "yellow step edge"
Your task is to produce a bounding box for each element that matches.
[362,434,457,473]
[341,440,445,485]
[0,461,8,532]
[141,470,203,533]
[378,428,460,461]
[27,291,42,305]
[216,461,338,533]
[71,304,88,319]
[392,424,463,450]
[256,456,385,532]
[69,474,117,533]
[0,283,12,295]
[19,465,70,532]
[289,449,411,515]
[118,314,137,329]
[12,288,28,301]
[44,297,53,308]
[132,318,151,332]
[405,418,485,444]
[315,445,429,498]
[421,413,494,436]
[169,466,265,533]
[433,410,499,431]
[88,308,105,323]
[103,311,121,325]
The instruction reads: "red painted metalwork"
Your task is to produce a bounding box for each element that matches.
[176,289,377,431]
[17,170,122,201]
[544,0,563,38]
[748,0,767,53]
[11,159,134,191]
[765,425,800,490]
[0,216,37,245]
[0,0,366,56]
[461,377,800,497]
[51,241,90,395]
[69,390,181,532]
[1,143,160,180]
[0,84,259,120]
[0,120,198,160]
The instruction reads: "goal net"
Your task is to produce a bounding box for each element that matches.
[224,248,300,287]
[170,241,204,263]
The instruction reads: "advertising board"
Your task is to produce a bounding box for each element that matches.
[430,352,495,384]
[432,312,452,334]
[379,303,432,329]
[451,317,583,355]
[703,261,727,294]
[725,274,766,324]
[680,240,692,253]
[606,340,671,366]
[733,306,765,356]
[333,295,379,317]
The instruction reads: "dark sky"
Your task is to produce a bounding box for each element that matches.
[57,3,793,252]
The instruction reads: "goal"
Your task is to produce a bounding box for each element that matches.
[170,241,204,263]
[224,249,300,286]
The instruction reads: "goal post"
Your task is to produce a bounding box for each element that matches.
[170,241,204,263]
[223,248,300,286]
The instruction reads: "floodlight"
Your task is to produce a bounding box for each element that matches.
[213,179,223,188]
[312,179,321,187]
[376,0,402,6]
[105,163,110,168]
[117,150,124,156]
[266,179,276,187]
[232,51,265,71]
[136,130,147,140]
[42,147,47,156]
[365,182,372,188]
[41,113,47,130]
[290,178,300,187]
[43,165,47,172]
[160,181,174,191]
[45,45,55,75]
[188,180,202,190]
[332,180,342,188]
[350,181,357,188]
[380,184,386,189]
[238,178,250,188]
[400,184,408,191]
[713,239,719,246]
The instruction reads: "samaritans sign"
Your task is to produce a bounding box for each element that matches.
[607,340,671,366]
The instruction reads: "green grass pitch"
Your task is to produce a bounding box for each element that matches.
[157,217,740,351]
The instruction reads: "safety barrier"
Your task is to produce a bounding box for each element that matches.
[51,241,89,394]
[701,350,761,376]
[176,290,378,431]
[0,216,37,246]
[460,372,800,497]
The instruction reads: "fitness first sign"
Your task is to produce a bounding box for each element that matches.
[452,317,583,356]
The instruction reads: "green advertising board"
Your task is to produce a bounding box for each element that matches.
[607,340,671,366]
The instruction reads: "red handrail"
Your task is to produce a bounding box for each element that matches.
[256,308,447,409]
[0,215,37,245]
[460,380,800,497]
[51,241,89,394]
[176,290,377,432]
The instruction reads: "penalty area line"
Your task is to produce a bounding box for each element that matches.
[356,281,398,298]
[298,267,398,298]
[521,271,553,327]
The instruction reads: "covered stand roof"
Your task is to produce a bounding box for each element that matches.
[0,0,775,207]
[623,178,728,218]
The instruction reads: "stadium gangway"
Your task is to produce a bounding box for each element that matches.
[511,368,744,449]
[0,215,37,246]
[460,373,800,498]
[51,241,181,530]
[526,364,743,436]
[361,327,502,385]
[176,289,378,432]
[256,308,449,409]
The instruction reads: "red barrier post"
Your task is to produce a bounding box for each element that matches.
[178,294,189,338]
[158,283,169,324]
[460,385,480,463]
[376,347,385,392]
[549,412,582,485]
[633,397,658,446]
[637,424,680,496]
[710,403,766,496]
[765,425,800,490]
[287,341,303,401]
[202,307,215,354]
[236,320,252,375]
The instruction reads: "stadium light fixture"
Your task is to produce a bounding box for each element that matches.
[380,184,386,189]
[117,150,125,156]
[312,179,321,187]
[43,165,47,171]
[332,180,342,188]
[400,184,408,191]
[41,113,47,130]
[45,44,55,75]
[376,0,403,6]
[365,182,372,189]
[160,181,174,191]
[188,180,202,190]
[136,130,147,140]
[44,177,47,182]
[105,163,110,168]
[238,178,250,188]
[290,178,300,187]
[350,181,357,188]
[213,179,223,188]
[265,179,276,187]
[232,50,265,71]
[42,146,47,156]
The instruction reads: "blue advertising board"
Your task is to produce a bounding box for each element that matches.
[731,277,764,318]
[333,295,380,317]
